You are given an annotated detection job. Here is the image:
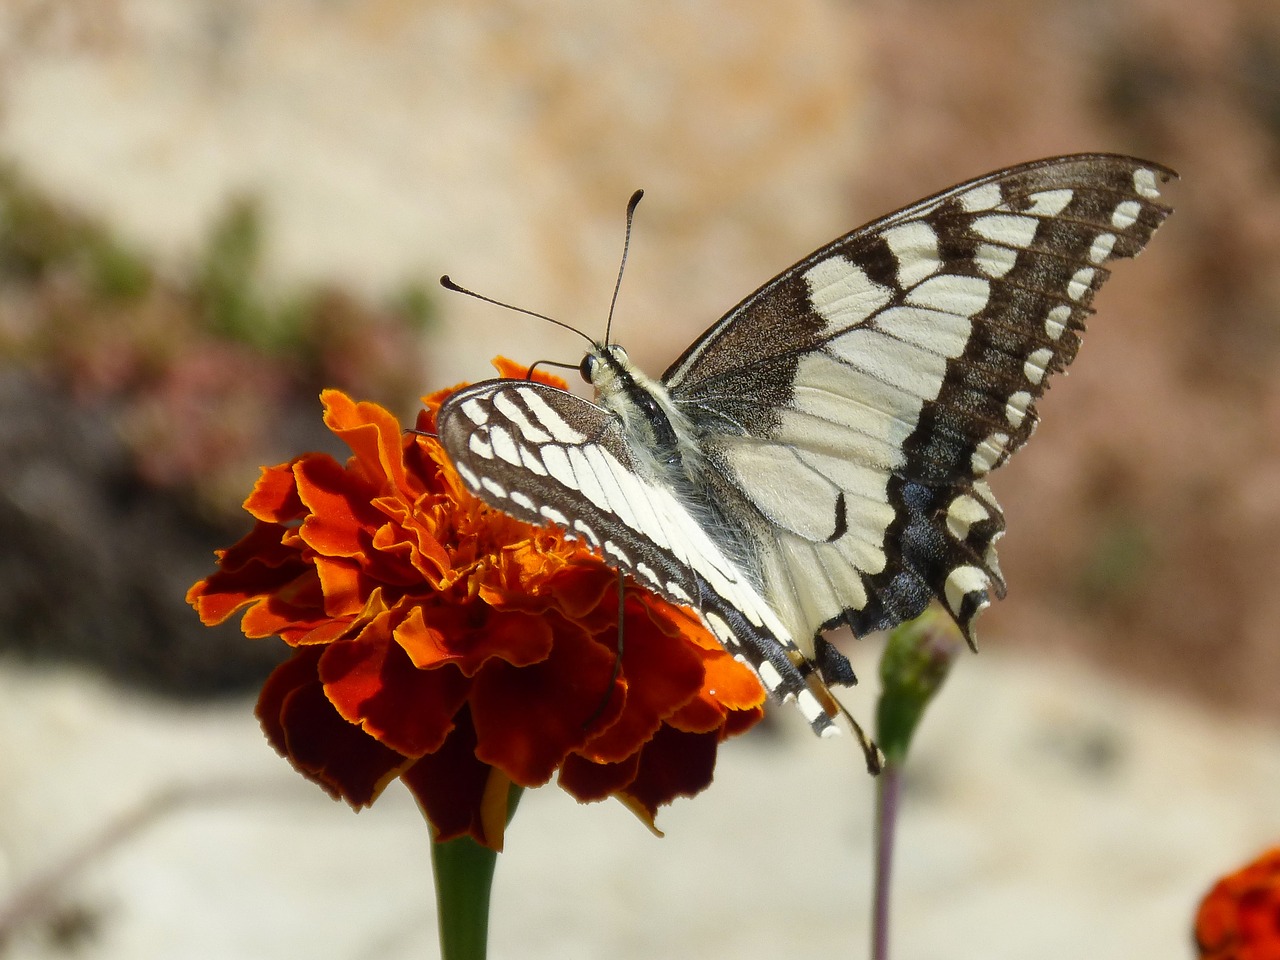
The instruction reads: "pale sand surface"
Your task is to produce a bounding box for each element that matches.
[1,651,1277,959]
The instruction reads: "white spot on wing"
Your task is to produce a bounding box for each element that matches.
[540,504,568,527]
[757,660,785,693]
[1112,200,1141,229]
[510,490,534,510]
[874,305,973,358]
[581,445,640,532]
[973,214,1038,249]
[882,221,941,288]
[1021,188,1073,216]
[1023,347,1054,385]
[974,243,1017,278]
[958,182,1002,212]
[1088,232,1118,263]
[944,565,990,616]
[456,463,480,488]
[567,447,609,510]
[518,446,548,476]
[488,425,521,465]
[539,445,576,489]
[1068,267,1096,301]
[827,328,951,405]
[665,581,692,603]
[946,493,989,541]
[480,476,506,499]
[971,432,1009,475]
[1005,390,1032,428]
[797,689,829,727]
[803,256,894,330]
[493,393,552,443]
[468,431,494,459]
[905,273,990,317]
[516,387,587,444]
[460,398,488,425]
[1133,167,1160,199]
[637,560,665,591]
[1044,304,1071,340]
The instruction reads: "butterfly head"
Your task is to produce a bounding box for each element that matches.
[579,344,631,389]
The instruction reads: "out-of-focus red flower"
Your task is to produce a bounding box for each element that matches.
[1196,846,1280,960]
[188,359,765,849]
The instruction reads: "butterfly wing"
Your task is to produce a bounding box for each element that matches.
[435,380,842,735]
[661,154,1175,648]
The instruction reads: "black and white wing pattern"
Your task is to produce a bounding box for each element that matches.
[437,154,1175,744]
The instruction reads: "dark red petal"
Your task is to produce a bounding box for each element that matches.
[558,750,642,803]
[469,616,621,785]
[722,705,766,738]
[187,523,311,626]
[401,708,499,845]
[318,625,468,758]
[257,648,410,807]
[618,725,720,822]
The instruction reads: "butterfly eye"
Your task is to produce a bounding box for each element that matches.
[580,354,597,382]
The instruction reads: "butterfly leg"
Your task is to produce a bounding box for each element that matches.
[583,567,628,731]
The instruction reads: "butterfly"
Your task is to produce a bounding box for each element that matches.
[435,155,1174,764]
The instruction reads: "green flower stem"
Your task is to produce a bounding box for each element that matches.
[431,785,523,960]
[871,609,964,960]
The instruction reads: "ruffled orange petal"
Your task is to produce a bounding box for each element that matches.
[244,462,307,522]
[1196,847,1280,959]
[322,389,413,497]
[294,455,384,558]
[191,380,765,847]
[318,628,468,758]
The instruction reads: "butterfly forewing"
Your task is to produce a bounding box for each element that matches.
[663,155,1173,647]
[435,379,842,735]
[438,154,1174,737]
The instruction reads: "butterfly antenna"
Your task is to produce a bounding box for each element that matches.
[439,275,594,348]
[604,189,644,346]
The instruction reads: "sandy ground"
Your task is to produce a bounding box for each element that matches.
[2,650,1278,960]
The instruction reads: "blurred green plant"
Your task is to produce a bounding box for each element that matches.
[0,155,438,505]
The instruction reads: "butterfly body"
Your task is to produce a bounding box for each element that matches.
[437,155,1175,744]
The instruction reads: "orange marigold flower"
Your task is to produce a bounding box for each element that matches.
[1196,846,1280,960]
[187,360,765,849]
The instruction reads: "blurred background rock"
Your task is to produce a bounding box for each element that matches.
[0,1,1277,958]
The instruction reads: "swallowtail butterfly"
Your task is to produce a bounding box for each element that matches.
[437,155,1174,757]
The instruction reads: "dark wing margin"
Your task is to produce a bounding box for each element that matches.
[661,155,1175,648]
[435,379,842,736]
